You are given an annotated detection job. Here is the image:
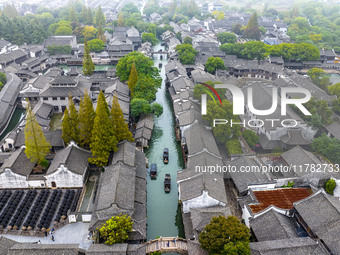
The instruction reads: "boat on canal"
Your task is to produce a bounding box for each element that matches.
[150,163,157,179]
[163,148,169,164]
[164,174,171,193]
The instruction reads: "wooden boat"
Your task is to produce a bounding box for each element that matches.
[150,163,157,179]
[163,148,169,164]
[164,174,171,193]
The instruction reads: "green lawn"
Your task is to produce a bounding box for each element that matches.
[49,113,63,131]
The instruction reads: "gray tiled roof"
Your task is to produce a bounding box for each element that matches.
[8,243,81,255]
[0,147,35,176]
[229,156,270,195]
[46,143,91,175]
[111,140,136,167]
[294,190,340,254]
[190,206,231,232]
[14,130,63,148]
[86,243,128,254]
[280,128,311,146]
[325,121,340,140]
[250,237,328,255]
[0,236,17,254]
[177,169,228,205]
[250,207,299,241]
[184,123,220,158]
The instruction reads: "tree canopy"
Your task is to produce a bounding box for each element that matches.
[142,32,158,46]
[244,12,261,40]
[87,38,105,52]
[217,32,237,44]
[24,101,51,165]
[205,57,226,74]
[99,214,133,245]
[175,44,198,65]
[199,216,251,255]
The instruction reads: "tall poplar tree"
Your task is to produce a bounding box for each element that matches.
[244,11,261,40]
[79,90,95,147]
[111,95,133,142]
[117,12,124,27]
[95,6,105,27]
[68,96,80,143]
[127,61,138,94]
[24,101,51,164]
[61,98,80,145]
[97,25,106,43]
[83,38,95,75]
[81,6,88,23]
[62,107,72,145]
[69,7,77,22]
[86,7,93,25]
[89,91,117,167]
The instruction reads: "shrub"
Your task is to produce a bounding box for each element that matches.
[325,179,336,195]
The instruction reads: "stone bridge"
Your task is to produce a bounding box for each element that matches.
[145,237,188,254]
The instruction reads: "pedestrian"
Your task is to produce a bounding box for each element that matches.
[167,241,169,247]
[51,235,55,242]
[38,240,41,244]
[44,231,47,237]
[51,227,55,233]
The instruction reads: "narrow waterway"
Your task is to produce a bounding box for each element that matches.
[0,107,25,141]
[145,43,185,245]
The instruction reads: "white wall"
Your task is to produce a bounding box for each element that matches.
[0,169,29,189]
[182,190,226,213]
[45,165,84,188]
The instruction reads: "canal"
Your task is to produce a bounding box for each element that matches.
[0,107,25,141]
[145,43,185,246]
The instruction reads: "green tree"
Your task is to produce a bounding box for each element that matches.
[61,107,72,145]
[98,214,133,245]
[24,101,51,164]
[328,83,340,97]
[307,68,330,90]
[127,61,138,94]
[78,90,95,147]
[244,11,261,40]
[89,91,117,167]
[142,32,158,46]
[183,36,192,45]
[332,98,340,115]
[97,25,106,43]
[133,74,161,102]
[130,99,163,118]
[47,45,72,55]
[222,241,251,255]
[217,32,237,44]
[81,6,88,23]
[68,7,78,22]
[121,3,139,14]
[83,38,95,76]
[199,216,250,255]
[232,23,243,35]
[116,52,161,84]
[205,57,226,74]
[87,38,105,52]
[94,6,105,27]
[55,25,73,35]
[243,129,259,149]
[86,7,93,24]
[325,179,336,195]
[212,10,225,21]
[203,100,241,144]
[175,44,198,65]
[111,96,133,142]
[117,12,125,27]
[226,139,242,155]
[0,72,7,85]
[68,97,80,144]
[312,134,340,164]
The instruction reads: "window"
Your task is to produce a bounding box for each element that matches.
[43,97,48,101]
[41,184,44,187]
[53,106,59,111]
[52,97,58,100]
[51,182,56,188]
[62,106,66,112]
[60,97,66,100]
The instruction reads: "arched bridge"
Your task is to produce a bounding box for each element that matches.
[145,237,188,254]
